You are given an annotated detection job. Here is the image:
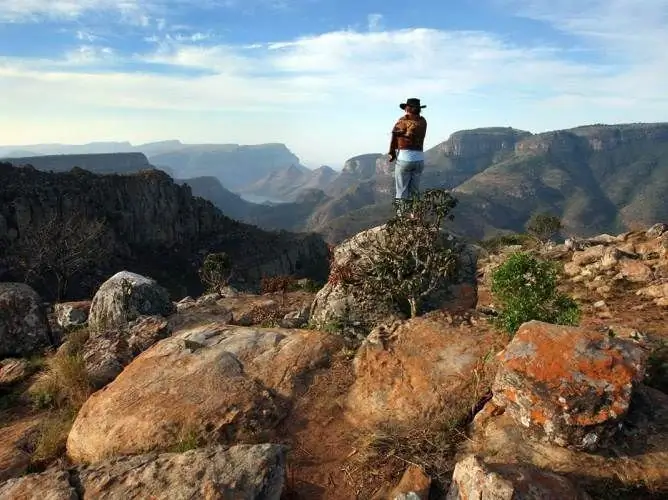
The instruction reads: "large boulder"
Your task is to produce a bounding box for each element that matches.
[88,271,175,331]
[310,225,478,335]
[467,385,668,495]
[492,321,647,450]
[67,323,341,463]
[345,313,498,429]
[0,444,286,499]
[0,282,53,358]
[447,455,590,500]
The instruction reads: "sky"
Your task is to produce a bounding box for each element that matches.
[0,0,667,167]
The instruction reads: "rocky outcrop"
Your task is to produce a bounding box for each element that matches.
[0,163,330,299]
[433,127,531,158]
[310,225,478,335]
[3,152,152,174]
[447,455,590,500]
[345,314,496,428]
[0,282,53,358]
[67,323,341,463]
[0,444,286,499]
[88,271,175,330]
[560,228,668,304]
[492,321,647,450]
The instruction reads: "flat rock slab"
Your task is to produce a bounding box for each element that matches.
[0,444,285,500]
[67,323,341,463]
[492,321,647,449]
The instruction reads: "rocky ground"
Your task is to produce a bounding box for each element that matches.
[0,225,667,499]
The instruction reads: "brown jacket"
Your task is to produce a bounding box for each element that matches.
[389,114,427,154]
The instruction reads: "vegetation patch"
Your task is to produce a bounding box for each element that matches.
[491,252,581,335]
[345,189,462,318]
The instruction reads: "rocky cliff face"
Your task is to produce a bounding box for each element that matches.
[430,127,531,159]
[3,153,152,175]
[0,163,329,299]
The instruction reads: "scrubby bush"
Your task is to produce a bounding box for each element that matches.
[8,213,109,299]
[491,252,580,335]
[198,252,233,294]
[526,212,563,244]
[347,189,460,318]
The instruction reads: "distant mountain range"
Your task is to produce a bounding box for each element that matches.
[3,122,668,244]
[0,140,307,192]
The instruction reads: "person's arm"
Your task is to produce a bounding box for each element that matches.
[388,118,404,160]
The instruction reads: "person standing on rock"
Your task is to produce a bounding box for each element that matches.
[387,97,427,216]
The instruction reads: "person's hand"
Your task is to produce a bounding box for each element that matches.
[388,151,396,162]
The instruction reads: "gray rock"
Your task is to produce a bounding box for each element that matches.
[447,455,590,499]
[0,282,53,358]
[88,271,175,331]
[82,316,171,388]
[0,445,286,500]
[0,470,77,500]
[646,223,668,238]
[83,330,133,389]
[54,301,91,329]
[280,305,310,328]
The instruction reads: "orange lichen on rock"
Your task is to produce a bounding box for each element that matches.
[492,321,647,450]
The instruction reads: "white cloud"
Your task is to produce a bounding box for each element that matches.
[1,3,667,165]
[367,13,384,32]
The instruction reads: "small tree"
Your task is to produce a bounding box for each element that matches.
[198,252,233,294]
[348,189,460,318]
[9,213,109,300]
[526,213,563,244]
[491,252,580,335]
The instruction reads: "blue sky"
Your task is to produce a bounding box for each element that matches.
[0,0,667,167]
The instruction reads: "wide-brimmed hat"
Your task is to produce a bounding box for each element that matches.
[399,97,426,110]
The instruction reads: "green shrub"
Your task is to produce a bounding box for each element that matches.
[491,252,580,335]
[525,213,563,244]
[198,252,232,294]
[347,189,460,318]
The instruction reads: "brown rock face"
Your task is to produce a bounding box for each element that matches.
[446,455,590,500]
[492,321,647,450]
[0,418,41,482]
[345,315,496,428]
[66,323,341,463]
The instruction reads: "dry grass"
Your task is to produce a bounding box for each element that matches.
[29,353,93,411]
[29,409,77,469]
[349,357,496,496]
